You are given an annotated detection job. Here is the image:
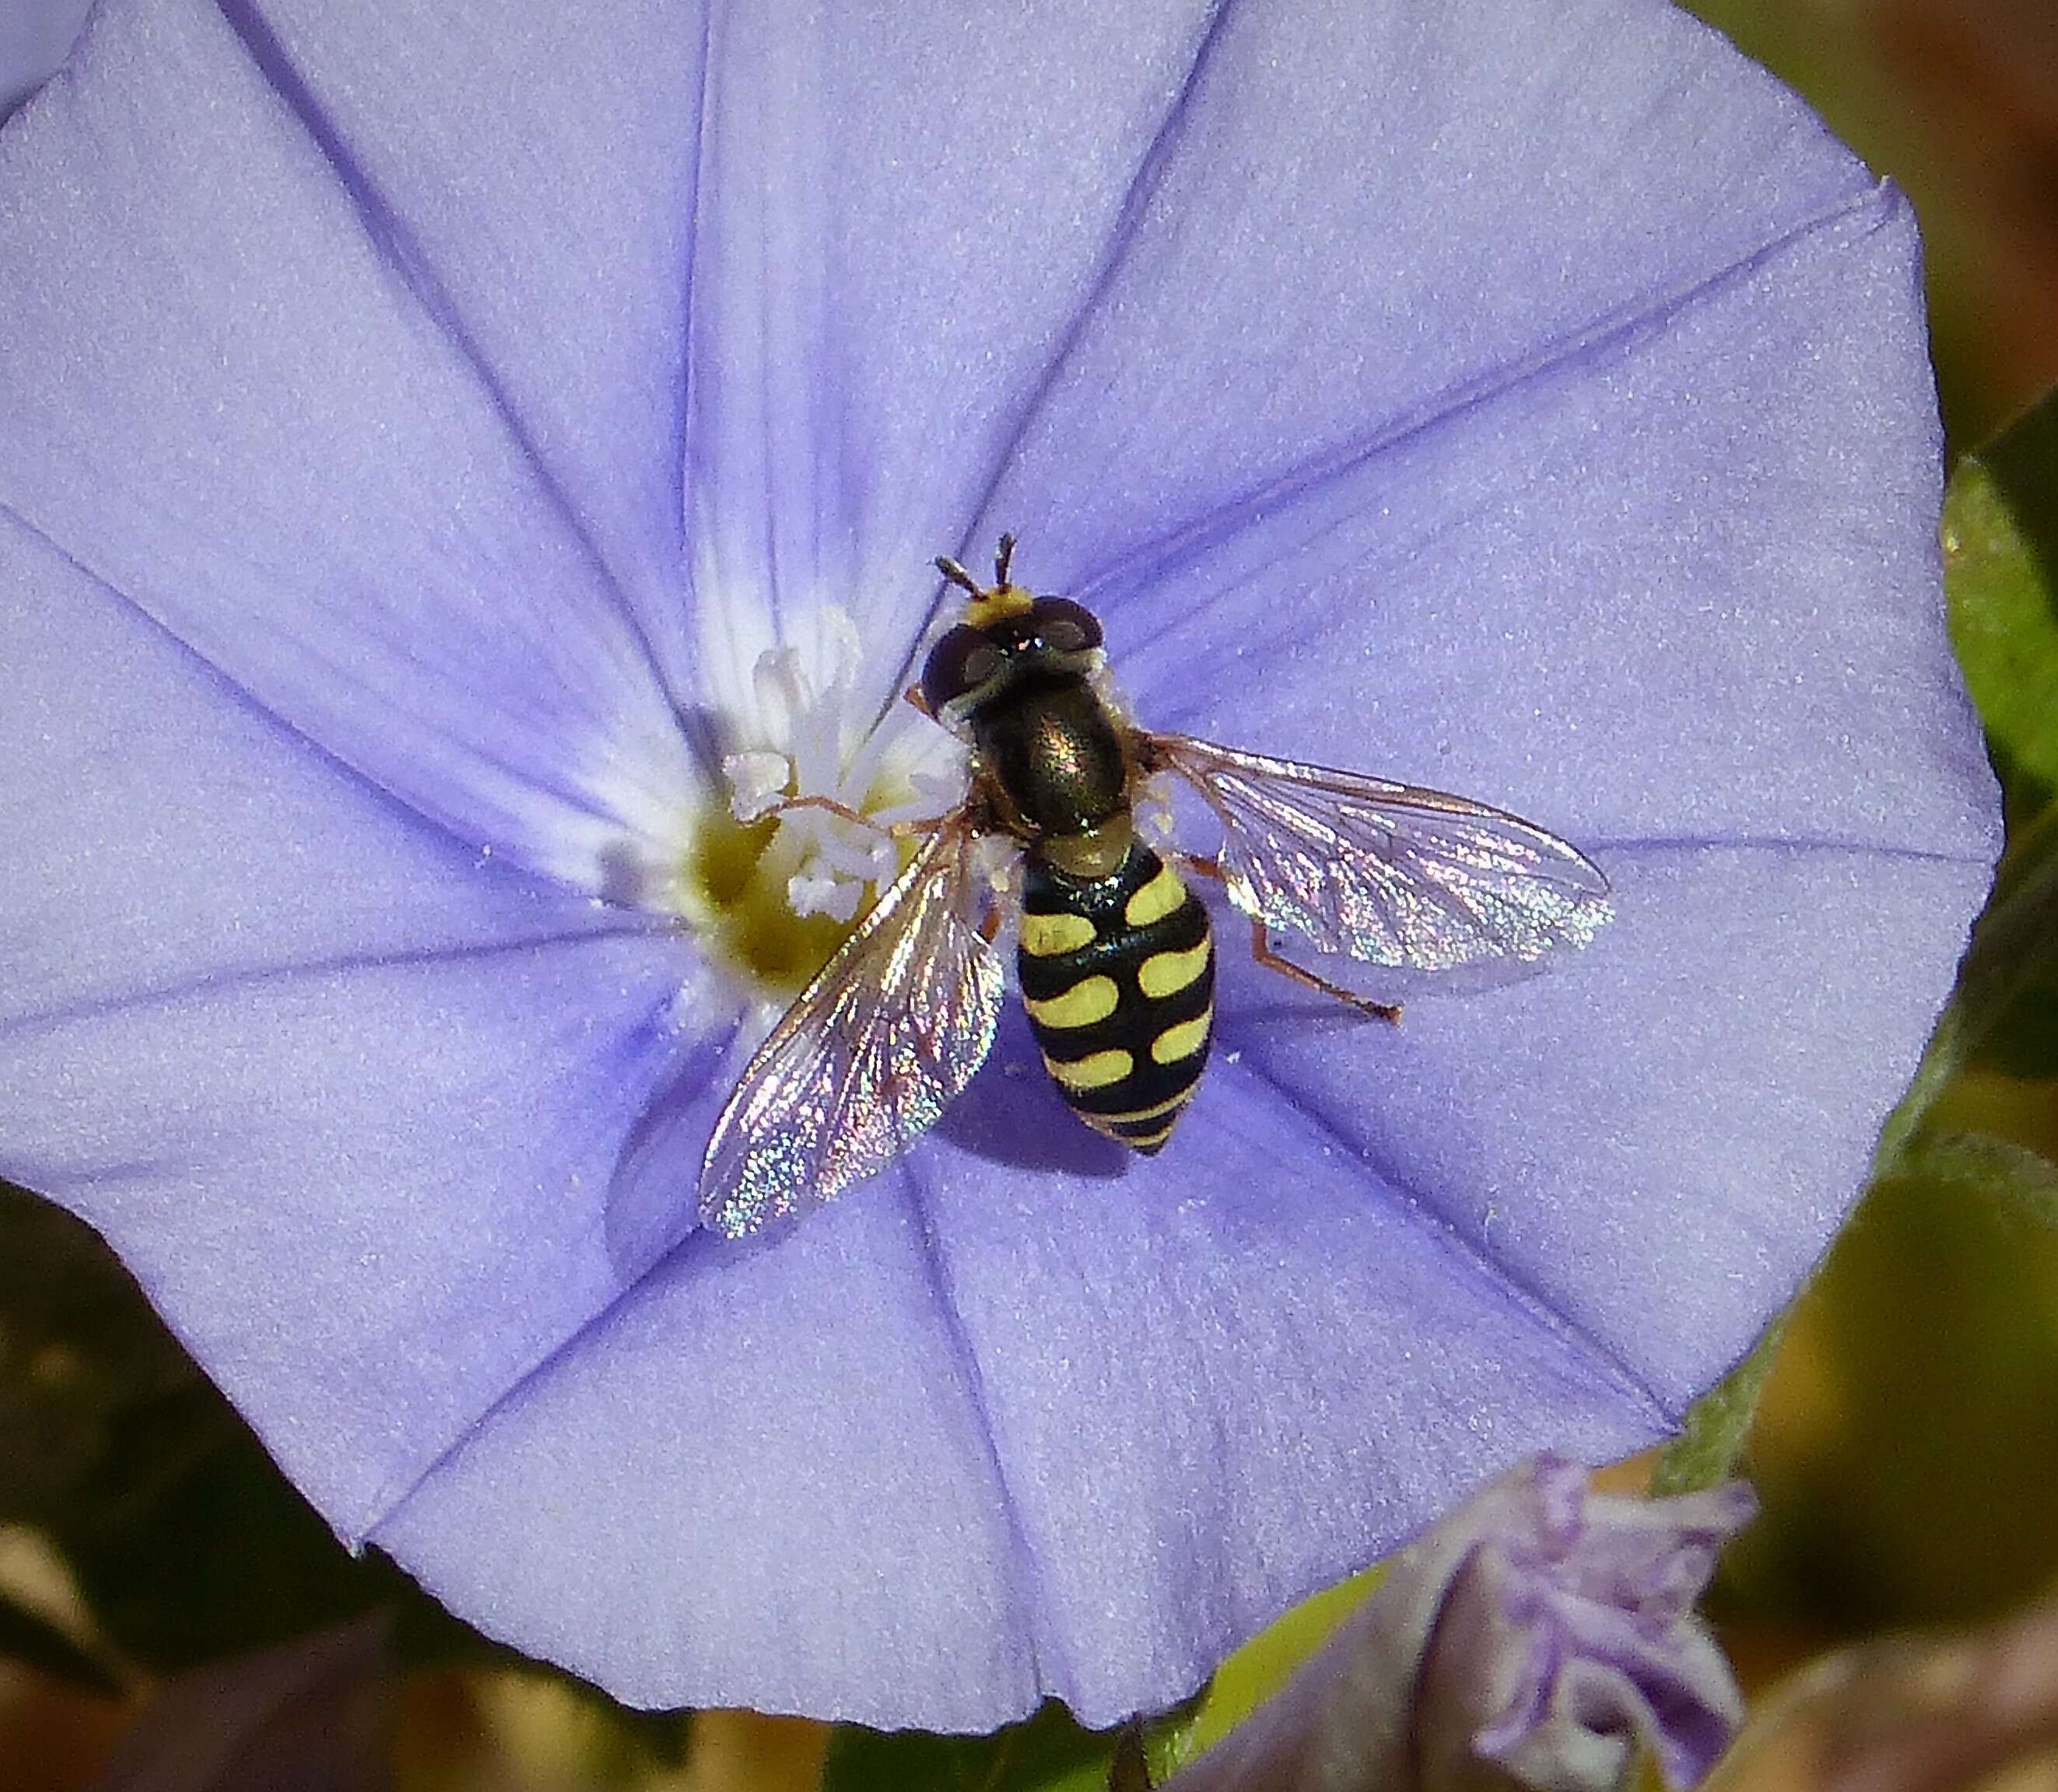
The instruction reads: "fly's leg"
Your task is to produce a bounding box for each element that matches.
[1183,853,1403,1024]
[1244,917,1404,1024]
[753,792,873,828]
[752,794,949,840]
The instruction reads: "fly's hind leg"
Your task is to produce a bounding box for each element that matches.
[1245,917,1404,1024]
[1182,854,1403,1024]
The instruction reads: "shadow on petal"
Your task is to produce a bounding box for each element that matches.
[606,1015,749,1279]
[933,1009,1131,1181]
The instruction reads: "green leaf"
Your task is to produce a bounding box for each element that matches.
[1945,388,2058,813]
[823,1701,1120,1792]
[1728,1137,2058,1629]
[1863,800,2058,1141]
[1650,1320,1786,1497]
[1893,1128,2058,1221]
[1938,382,2058,1079]
[1144,1567,1383,1785]
[1954,804,2058,1079]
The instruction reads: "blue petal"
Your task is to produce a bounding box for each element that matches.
[978,0,1885,598]
[0,0,702,897]
[0,511,710,1538]
[0,0,89,117]
[372,1184,1040,1729]
[1210,842,1989,1415]
[903,1056,1667,1727]
[677,0,1219,703]
[210,0,711,704]
[375,1014,1660,1729]
[1092,188,1993,863]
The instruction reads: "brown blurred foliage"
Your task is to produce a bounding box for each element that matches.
[1688,0,2058,446]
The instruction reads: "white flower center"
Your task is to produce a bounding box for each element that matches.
[675,605,959,1000]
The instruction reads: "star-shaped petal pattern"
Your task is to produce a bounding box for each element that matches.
[0,0,1994,1728]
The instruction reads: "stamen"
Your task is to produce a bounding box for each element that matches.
[724,750,793,824]
[676,602,959,999]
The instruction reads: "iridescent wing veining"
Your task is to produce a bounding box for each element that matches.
[1152,733,1612,971]
[697,815,1004,1238]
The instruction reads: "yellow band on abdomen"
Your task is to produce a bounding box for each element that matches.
[1021,910,1097,956]
[1024,974,1120,1029]
[1151,1012,1211,1065]
[1124,863,1187,928]
[1138,939,1211,999]
[1047,1048,1134,1091]
[1096,1117,1178,1150]
[1090,1089,1194,1127]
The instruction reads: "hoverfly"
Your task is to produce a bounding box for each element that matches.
[697,537,1612,1237]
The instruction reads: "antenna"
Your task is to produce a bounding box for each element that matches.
[935,535,1022,601]
[934,555,981,596]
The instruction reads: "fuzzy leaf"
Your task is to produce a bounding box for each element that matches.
[1895,1129,2058,1222]
[1651,1322,1786,1497]
[1946,391,2058,810]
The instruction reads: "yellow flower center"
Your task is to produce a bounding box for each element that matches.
[675,808,862,1000]
[668,603,955,1004]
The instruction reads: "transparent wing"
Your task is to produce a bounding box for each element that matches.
[697,816,1004,1238]
[1153,733,1613,971]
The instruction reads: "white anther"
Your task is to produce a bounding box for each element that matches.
[788,871,864,924]
[724,750,794,823]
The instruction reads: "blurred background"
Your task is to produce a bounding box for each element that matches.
[2,0,2056,1787]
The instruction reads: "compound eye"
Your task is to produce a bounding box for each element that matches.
[920,625,1004,713]
[1029,596,1103,654]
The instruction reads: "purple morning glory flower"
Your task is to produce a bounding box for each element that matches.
[1162,1457,1756,1792]
[0,0,1995,1734]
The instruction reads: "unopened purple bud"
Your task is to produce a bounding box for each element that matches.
[1168,1457,1755,1792]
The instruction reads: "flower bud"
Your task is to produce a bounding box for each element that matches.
[1169,1458,1754,1792]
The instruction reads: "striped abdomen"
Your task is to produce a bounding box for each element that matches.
[1016,842,1215,1153]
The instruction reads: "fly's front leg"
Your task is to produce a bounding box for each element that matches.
[1182,853,1403,1024]
[754,792,877,829]
[752,793,955,840]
